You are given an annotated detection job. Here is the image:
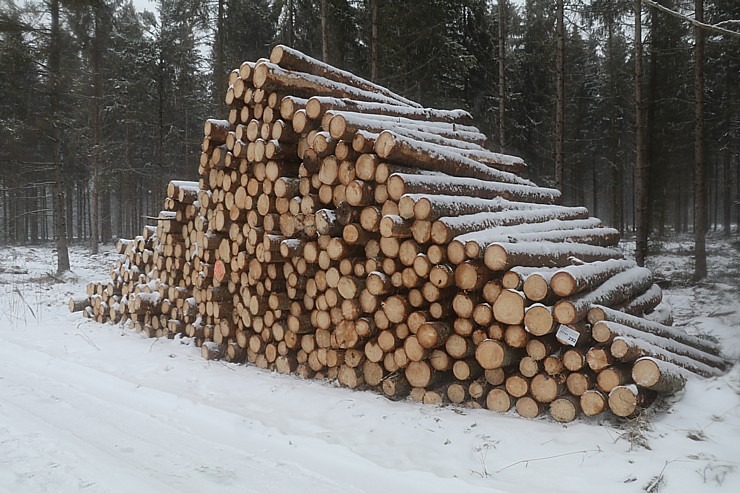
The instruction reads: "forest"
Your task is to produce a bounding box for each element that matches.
[0,0,738,273]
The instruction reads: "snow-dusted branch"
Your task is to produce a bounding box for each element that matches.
[642,0,740,39]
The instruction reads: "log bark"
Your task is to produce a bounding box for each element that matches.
[631,357,686,394]
[386,173,558,204]
[485,241,621,272]
[305,96,472,123]
[375,131,533,185]
[327,111,486,145]
[254,61,412,107]
[550,259,635,298]
[270,45,420,107]
[455,218,605,262]
[588,306,723,357]
[605,334,723,377]
[434,207,591,245]
[553,266,653,325]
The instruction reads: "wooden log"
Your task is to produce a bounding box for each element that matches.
[201,342,224,360]
[386,173,558,204]
[588,306,722,356]
[519,356,541,378]
[585,347,612,372]
[254,60,414,107]
[550,259,636,298]
[543,355,565,377]
[434,206,591,246]
[619,283,663,317]
[580,389,607,417]
[565,372,593,397]
[204,119,231,143]
[492,289,526,325]
[405,360,440,388]
[279,95,309,120]
[327,111,486,146]
[609,337,645,363]
[475,339,519,369]
[413,195,541,223]
[417,322,452,349]
[455,218,607,262]
[338,364,365,389]
[512,396,542,419]
[592,320,727,371]
[374,131,533,185]
[68,296,91,313]
[446,383,469,404]
[270,45,421,107]
[549,395,581,423]
[484,241,622,272]
[525,335,558,361]
[530,373,564,403]
[452,358,483,381]
[631,357,687,394]
[608,334,722,377]
[608,385,656,418]
[643,303,674,326]
[486,387,513,412]
[553,266,653,325]
[382,373,411,400]
[562,348,587,372]
[305,96,472,124]
[596,365,632,393]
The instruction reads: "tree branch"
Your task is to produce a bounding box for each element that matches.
[642,0,740,39]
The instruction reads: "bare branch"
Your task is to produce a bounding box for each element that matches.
[642,0,740,39]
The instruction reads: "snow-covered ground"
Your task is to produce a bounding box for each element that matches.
[1,237,738,493]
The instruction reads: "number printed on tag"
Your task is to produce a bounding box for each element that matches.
[556,324,580,346]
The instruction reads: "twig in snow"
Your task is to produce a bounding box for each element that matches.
[75,322,100,351]
[495,447,602,473]
[13,286,37,320]
[644,459,680,492]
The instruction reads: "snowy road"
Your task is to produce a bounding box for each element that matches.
[0,244,739,493]
[0,333,502,493]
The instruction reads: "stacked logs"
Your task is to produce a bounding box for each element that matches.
[73,45,730,423]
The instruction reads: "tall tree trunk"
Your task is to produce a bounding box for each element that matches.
[693,0,707,280]
[287,0,295,47]
[722,58,732,238]
[555,0,565,194]
[647,5,661,238]
[50,0,70,273]
[214,0,226,112]
[606,17,622,233]
[635,0,649,266]
[498,0,507,153]
[321,0,329,63]
[371,0,379,82]
[723,147,731,237]
[90,3,102,254]
[29,185,38,243]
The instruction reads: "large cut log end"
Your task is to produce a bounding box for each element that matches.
[475,339,517,369]
[632,357,687,394]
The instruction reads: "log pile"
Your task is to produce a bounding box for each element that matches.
[74,46,730,423]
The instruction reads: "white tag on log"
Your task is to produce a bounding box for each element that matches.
[556,324,580,346]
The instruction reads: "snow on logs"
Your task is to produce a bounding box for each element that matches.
[77,46,729,424]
